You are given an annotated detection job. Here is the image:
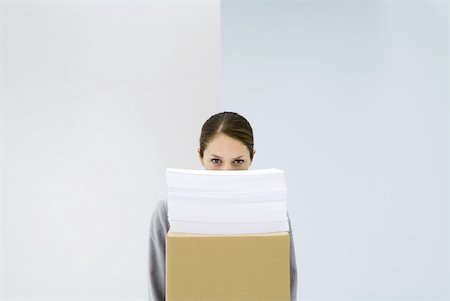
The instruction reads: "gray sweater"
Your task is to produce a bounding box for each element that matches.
[148,199,298,301]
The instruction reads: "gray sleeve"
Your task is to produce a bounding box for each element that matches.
[148,199,169,301]
[287,211,298,301]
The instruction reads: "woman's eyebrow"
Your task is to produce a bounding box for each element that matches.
[211,154,244,159]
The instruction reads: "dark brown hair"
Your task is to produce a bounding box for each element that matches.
[199,111,254,161]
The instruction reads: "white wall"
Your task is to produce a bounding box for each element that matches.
[0,0,219,299]
[221,0,449,300]
[2,0,449,300]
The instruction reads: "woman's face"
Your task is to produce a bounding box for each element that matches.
[198,133,256,170]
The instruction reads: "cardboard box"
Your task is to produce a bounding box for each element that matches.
[166,230,290,301]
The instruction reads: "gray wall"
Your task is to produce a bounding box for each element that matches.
[0,0,219,299]
[221,0,449,300]
[1,0,449,300]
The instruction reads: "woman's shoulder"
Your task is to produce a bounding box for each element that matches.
[150,199,169,231]
[155,198,168,217]
[156,198,167,206]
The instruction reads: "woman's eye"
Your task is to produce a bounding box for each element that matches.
[211,159,221,164]
[234,159,244,164]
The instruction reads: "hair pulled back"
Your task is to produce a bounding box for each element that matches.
[198,111,254,161]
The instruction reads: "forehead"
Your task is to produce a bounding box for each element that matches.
[204,133,248,157]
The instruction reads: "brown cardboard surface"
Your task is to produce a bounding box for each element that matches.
[166,230,290,301]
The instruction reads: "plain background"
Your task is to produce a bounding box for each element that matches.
[0,0,219,299]
[221,0,449,300]
[1,0,449,300]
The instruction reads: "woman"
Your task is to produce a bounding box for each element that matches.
[148,111,298,300]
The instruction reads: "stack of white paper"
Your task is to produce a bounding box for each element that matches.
[166,168,289,234]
